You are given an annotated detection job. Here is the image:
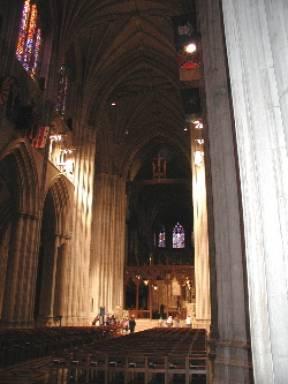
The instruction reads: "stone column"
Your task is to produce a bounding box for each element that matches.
[23,216,41,324]
[191,130,211,329]
[65,130,96,325]
[1,213,39,327]
[0,225,11,317]
[90,173,127,315]
[221,0,288,382]
[197,0,252,382]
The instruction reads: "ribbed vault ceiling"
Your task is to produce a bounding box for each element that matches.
[45,0,198,173]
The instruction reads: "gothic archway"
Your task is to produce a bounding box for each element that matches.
[125,138,195,321]
[0,157,17,320]
[0,139,39,326]
[35,175,71,326]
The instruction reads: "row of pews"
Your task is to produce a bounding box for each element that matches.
[0,326,118,368]
[50,328,207,383]
[0,327,207,383]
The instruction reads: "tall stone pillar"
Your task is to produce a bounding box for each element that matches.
[1,213,39,327]
[90,173,127,315]
[221,0,288,382]
[191,130,211,329]
[197,0,252,382]
[0,225,11,317]
[66,132,96,325]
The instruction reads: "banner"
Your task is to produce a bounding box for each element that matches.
[32,126,50,149]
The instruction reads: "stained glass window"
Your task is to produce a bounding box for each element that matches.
[172,222,185,249]
[158,227,166,248]
[56,65,69,117]
[16,0,42,78]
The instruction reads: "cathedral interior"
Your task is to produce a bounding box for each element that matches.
[0,0,288,383]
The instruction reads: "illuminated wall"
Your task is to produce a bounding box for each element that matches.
[192,124,211,327]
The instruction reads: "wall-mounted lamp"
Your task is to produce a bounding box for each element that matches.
[192,119,203,129]
[153,285,158,291]
[184,42,197,54]
[49,134,63,143]
[58,158,75,175]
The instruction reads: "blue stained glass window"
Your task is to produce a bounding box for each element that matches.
[172,222,185,248]
[158,227,166,248]
[56,65,69,117]
[16,0,42,78]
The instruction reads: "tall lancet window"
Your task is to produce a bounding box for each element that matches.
[172,222,185,249]
[16,0,42,78]
[152,155,167,179]
[56,65,69,117]
[158,227,166,248]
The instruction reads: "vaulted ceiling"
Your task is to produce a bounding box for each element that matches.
[44,0,200,174]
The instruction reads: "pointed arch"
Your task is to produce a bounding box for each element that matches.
[122,134,191,181]
[46,174,72,236]
[35,174,72,325]
[0,139,40,325]
[0,138,40,216]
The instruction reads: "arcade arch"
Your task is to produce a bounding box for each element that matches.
[35,176,72,326]
[0,140,39,326]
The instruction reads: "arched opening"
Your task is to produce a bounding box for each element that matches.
[125,278,137,309]
[34,191,56,323]
[124,140,196,321]
[35,176,71,326]
[0,140,39,326]
[0,155,18,321]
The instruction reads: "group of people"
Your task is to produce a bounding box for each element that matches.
[159,314,192,328]
[92,312,192,331]
[91,313,117,327]
[121,315,136,334]
[92,313,137,334]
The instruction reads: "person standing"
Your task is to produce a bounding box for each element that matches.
[185,315,192,328]
[166,315,173,328]
[129,315,136,333]
[122,317,129,334]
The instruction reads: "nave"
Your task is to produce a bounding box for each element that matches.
[0,327,207,384]
[2,0,287,380]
